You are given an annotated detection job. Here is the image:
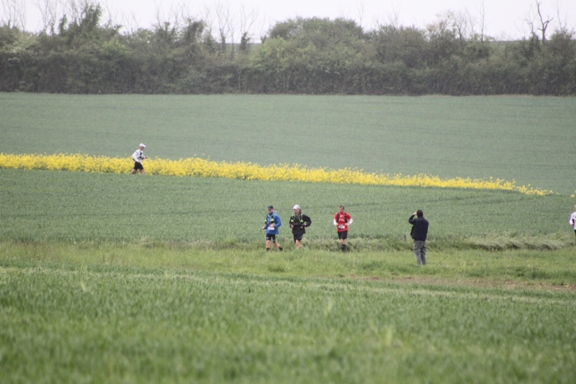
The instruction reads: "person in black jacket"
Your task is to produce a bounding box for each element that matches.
[289,205,312,248]
[409,210,429,265]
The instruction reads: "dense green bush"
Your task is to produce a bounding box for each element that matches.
[1,3,575,95]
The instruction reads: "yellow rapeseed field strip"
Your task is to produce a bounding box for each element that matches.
[0,153,553,195]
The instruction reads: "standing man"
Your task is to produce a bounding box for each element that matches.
[409,210,429,265]
[333,205,353,252]
[289,204,312,248]
[262,205,283,251]
[569,205,576,239]
[131,143,148,174]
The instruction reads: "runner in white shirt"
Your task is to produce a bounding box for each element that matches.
[569,205,576,238]
[131,143,148,174]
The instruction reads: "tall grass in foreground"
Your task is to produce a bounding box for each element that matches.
[2,241,575,287]
[0,153,553,195]
[1,254,575,383]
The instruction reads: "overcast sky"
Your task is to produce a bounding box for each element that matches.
[15,0,576,41]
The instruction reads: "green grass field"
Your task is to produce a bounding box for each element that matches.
[1,93,576,383]
[2,93,576,195]
[1,250,575,383]
[0,168,573,248]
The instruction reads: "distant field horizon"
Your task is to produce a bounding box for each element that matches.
[2,93,575,195]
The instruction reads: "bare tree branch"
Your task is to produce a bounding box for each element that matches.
[1,0,27,29]
[34,0,61,34]
[554,0,570,34]
[535,0,553,42]
[238,5,258,52]
[355,0,365,29]
[214,1,233,50]
[475,0,487,41]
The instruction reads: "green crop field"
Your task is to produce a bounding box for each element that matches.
[1,251,576,383]
[1,93,576,383]
[0,168,573,248]
[0,262,576,383]
[2,93,576,195]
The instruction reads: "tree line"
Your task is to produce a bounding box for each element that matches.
[0,3,575,95]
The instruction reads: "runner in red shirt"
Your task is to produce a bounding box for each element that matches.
[333,205,353,252]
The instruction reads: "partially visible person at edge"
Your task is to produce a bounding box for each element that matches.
[409,210,429,265]
[333,205,353,252]
[289,204,312,248]
[131,143,148,174]
[569,205,576,239]
[262,205,283,251]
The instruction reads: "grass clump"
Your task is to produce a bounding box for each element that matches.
[2,241,575,288]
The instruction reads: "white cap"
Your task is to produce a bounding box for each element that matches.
[293,205,300,210]
[139,143,146,148]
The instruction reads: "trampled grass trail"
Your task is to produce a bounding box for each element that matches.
[0,153,554,195]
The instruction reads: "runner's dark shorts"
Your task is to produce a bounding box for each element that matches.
[337,231,348,240]
[293,233,304,242]
[133,161,144,170]
[266,234,277,242]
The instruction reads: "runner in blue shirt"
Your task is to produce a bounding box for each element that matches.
[262,205,283,251]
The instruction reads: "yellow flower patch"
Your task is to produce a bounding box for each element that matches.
[0,153,553,195]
